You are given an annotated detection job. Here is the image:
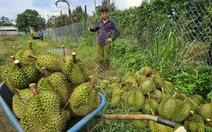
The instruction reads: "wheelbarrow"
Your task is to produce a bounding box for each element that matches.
[0,82,107,132]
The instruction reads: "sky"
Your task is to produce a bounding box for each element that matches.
[0,0,144,23]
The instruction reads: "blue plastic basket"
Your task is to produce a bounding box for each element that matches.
[0,82,106,132]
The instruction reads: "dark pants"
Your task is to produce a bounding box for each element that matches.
[40,36,43,41]
[97,43,110,70]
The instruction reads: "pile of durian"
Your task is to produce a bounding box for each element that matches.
[1,42,101,132]
[100,65,212,132]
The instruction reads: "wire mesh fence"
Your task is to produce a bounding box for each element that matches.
[43,0,211,66]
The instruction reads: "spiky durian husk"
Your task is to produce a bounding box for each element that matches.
[15,48,37,66]
[20,91,69,132]
[20,97,45,132]
[171,100,191,122]
[9,69,29,90]
[142,98,158,114]
[48,72,71,106]
[110,88,122,106]
[198,103,212,121]
[12,89,33,118]
[130,111,148,129]
[62,55,72,80]
[36,77,54,93]
[125,90,145,112]
[70,83,100,116]
[35,52,63,73]
[70,64,85,85]
[1,66,17,92]
[22,65,40,84]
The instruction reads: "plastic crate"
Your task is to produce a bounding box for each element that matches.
[0,82,106,132]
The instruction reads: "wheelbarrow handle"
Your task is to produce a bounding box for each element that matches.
[96,114,175,128]
[157,117,175,128]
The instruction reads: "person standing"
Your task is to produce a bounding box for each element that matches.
[39,30,44,42]
[88,6,120,71]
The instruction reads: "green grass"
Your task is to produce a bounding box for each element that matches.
[0,34,211,132]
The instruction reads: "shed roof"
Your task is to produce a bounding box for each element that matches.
[0,26,18,31]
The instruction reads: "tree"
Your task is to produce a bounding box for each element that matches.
[0,16,14,26]
[72,6,84,23]
[16,9,46,33]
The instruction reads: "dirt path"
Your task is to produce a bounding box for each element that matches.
[0,107,16,132]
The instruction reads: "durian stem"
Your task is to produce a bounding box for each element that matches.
[161,87,165,94]
[150,108,155,116]
[172,92,177,99]
[28,54,38,59]
[62,99,70,109]
[175,88,179,95]
[150,75,155,80]
[132,84,136,91]
[29,83,38,96]
[147,93,151,100]
[72,52,76,64]
[14,60,22,68]
[62,45,65,57]
[121,96,126,102]
[10,56,15,62]
[150,94,158,99]
[41,68,49,77]
[28,41,32,50]
[207,119,212,127]
[131,69,135,74]
[190,111,194,118]
[119,82,123,89]
[89,75,94,89]
[184,97,188,102]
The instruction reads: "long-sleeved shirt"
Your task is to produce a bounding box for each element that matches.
[90,18,120,45]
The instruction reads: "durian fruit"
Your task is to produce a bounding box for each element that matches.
[157,92,177,120]
[151,68,164,81]
[124,85,145,112]
[1,60,18,93]
[121,69,138,88]
[175,88,187,101]
[151,74,164,89]
[130,111,148,129]
[20,83,70,132]
[135,73,147,86]
[110,82,120,91]
[62,55,73,79]
[109,76,120,84]
[28,51,64,73]
[37,69,71,106]
[198,98,212,122]
[110,87,123,106]
[139,64,153,77]
[148,109,174,132]
[8,60,39,91]
[15,41,37,66]
[99,79,110,88]
[163,80,174,94]
[68,52,89,85]
[142,93,158,114]
[184,111,205,132]
[138,76,155,95]
[70,75,101,116]
[150,88,163,103]
[186,97,200,113]
[191,94,204,105]
[171,98,191,122]
[12,89,33,118]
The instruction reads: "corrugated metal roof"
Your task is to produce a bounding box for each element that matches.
[0,26,18,31]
